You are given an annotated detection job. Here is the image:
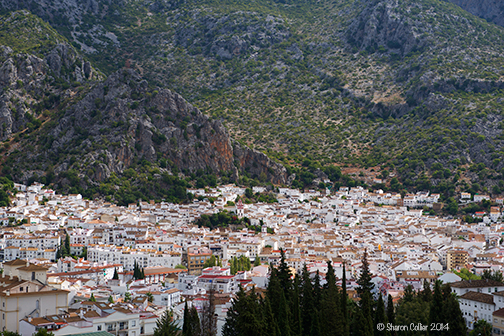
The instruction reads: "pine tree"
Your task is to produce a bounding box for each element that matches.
[374,294,389,336]
[32,329,54,336]
[357,249,375,295]
[254,257,261,267]
[154,309,180,336]
[108,295,114,303]
[277,249,292,297]
[235,287,263,336]
[357,249,374,336]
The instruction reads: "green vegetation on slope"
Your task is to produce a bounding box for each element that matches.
[3,0,504,199]
[0,10,66,56]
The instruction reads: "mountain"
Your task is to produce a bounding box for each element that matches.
[0,10,286,204]
[2,0,504,198]
[446,0,504,27]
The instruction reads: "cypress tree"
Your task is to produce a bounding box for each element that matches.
[429,280,444,327]
[403,285,415,303]
[442,284,466,336]
[113,268,119,280]
[188,306,201,336]
[387,294,395,326]
[421,281,432,302]
[310,312,322,336]
[341,262,349,336]
[301,264,315,335]
[374,294,389,336]
[133,261,139,279]
[313,270,322,308]
[201,286,217,336]
[291,275,302,336]
[90,293,96,302]
[320,261,343,336]
[183,301,190,335]
[263,297,281,336]
[65,233,70,254]
[267,267,292,336]
[352,308,372,336]
[387,294,395,336]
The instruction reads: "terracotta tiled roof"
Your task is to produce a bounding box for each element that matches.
[460,291,494,304]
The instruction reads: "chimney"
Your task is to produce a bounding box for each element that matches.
[28,317,32,322]
[6,290,10,296]
[26,261,29,267]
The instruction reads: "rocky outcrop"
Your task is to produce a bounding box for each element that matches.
[15,68,287,187]
[0,42,100,141]
[346,0,426,56]
[233,142,287,185]
[173,11,290,59]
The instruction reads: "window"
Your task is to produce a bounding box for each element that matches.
[19,287,23,292]
[97,326,102,331]
[132,321,136,327]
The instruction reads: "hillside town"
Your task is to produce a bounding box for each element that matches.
[2,182,504,335]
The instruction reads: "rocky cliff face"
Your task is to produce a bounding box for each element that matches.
[346,0,426,57]
[446,0,504,27]
[0,45,98,140]
[5,68,287,188]
[0,11,101,141]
